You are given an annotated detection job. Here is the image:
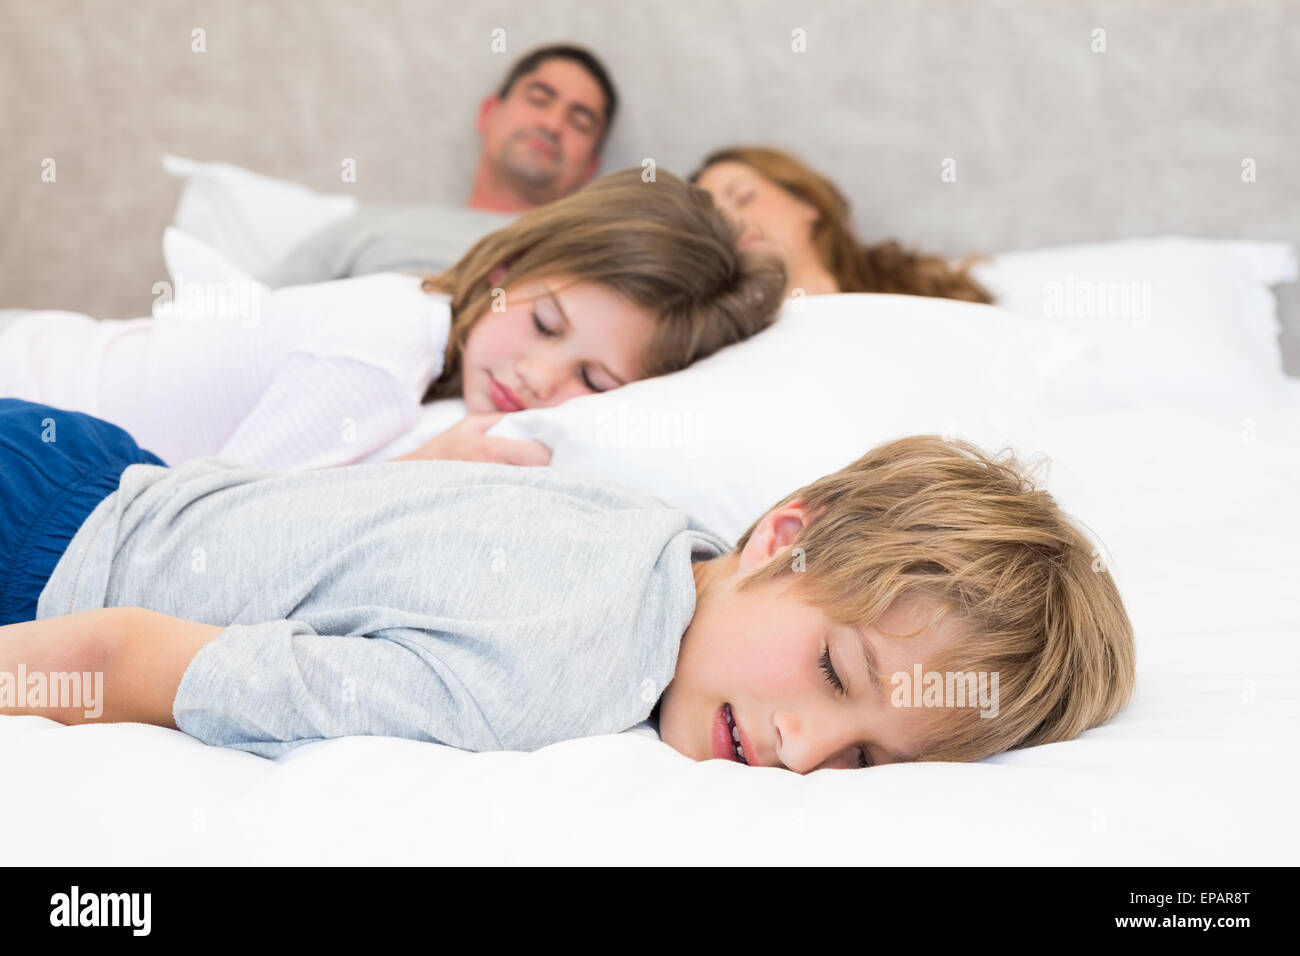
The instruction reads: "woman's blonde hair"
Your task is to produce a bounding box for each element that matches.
[731,435,1135,763]
[689,145,994,305]
[420,168,788,402]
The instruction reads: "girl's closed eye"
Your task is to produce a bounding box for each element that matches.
[820,645,873,769]
[532,312,606,394]
[532,312,558,337]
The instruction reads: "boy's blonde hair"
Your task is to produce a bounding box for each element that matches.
[421,167,788,402]
[732,435,1136,763]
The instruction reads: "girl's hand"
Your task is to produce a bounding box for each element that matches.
[390,413,552,466]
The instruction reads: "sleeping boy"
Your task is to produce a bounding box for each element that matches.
[0,399,1135,768]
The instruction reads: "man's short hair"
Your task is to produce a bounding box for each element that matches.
[496,44,619,152]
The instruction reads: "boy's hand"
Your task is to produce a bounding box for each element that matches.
[391,413,552,466]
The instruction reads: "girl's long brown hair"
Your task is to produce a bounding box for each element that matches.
[689,146,993,305]
[420,167,788,403]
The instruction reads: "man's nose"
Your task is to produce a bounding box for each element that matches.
[534,103,565,137]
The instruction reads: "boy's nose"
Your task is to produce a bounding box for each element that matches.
[771,708,851,774]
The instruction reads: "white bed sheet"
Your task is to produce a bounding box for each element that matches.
[3,387,1298,865]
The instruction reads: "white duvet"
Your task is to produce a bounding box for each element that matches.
[3,384,1297,865]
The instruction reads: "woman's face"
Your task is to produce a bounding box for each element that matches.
[459,274,658,415]
[695,160,822,268]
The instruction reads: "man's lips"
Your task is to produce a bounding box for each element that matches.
[487,373,525,412]
[526,135,558,158]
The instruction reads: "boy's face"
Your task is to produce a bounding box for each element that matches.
[657,501,964,772]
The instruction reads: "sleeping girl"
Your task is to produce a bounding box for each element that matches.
[0,168,786,471]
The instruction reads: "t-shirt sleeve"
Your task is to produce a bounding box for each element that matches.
[172,620,504,758]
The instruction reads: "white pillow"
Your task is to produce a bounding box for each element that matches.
[162,154,358,280]
[155,226,270,322]
[486,294,1089,542]
[156,226,449,385]
[969,237,1298,413]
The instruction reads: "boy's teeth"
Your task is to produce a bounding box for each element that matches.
[731,725,740,743]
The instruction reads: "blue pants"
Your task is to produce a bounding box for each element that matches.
[0,399,165,625]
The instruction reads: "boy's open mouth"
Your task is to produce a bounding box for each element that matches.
[715,702,749,764]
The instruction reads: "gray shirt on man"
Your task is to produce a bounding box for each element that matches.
[263,203,518,287]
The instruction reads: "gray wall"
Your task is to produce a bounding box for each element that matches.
[3,0,1298,371]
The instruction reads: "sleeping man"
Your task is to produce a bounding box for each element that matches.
[0,399,1135,769]
[264,43,619,288]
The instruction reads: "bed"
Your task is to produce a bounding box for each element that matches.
[2,186,1297,862]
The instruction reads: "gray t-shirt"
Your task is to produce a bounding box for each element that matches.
[263,203,518,288]
[37,457,729,758]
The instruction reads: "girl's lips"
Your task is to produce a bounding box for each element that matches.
[487,374,525,412]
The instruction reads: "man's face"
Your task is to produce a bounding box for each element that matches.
[459,274,657,415]
[478,58,608,204]
[657,502,964,772]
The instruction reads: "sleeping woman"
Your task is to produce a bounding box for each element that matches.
[690,145,992,304]
[0,168,786,471]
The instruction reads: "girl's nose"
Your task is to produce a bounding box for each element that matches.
[517,358,561,405]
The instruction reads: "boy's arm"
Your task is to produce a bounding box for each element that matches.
[7,611,496,756]
[0,607,222,728]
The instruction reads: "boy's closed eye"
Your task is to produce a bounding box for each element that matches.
[820,644,873,768]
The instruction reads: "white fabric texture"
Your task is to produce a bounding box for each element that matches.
[0,230,451,469]
[483,293,1090,542]
[969,236,1298,413]
[162,154,359,280]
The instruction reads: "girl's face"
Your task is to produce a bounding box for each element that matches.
[460,275,659,414]
[694,160,822,267]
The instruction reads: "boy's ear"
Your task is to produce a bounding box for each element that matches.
[738,499,808,574]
